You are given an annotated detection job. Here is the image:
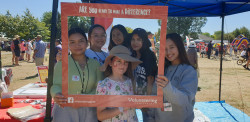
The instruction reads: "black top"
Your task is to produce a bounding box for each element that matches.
[14,40,20,51]
[208,42,212,51]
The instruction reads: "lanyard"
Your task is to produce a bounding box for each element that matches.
[169,65,179,81]
[93,50,106,63]
[71,55,89,94]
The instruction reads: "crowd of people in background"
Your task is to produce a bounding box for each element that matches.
[185,40,250,71]
[6,35,47,67]
[1,23,249,122]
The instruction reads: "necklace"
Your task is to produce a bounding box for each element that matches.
[78,63,86,70]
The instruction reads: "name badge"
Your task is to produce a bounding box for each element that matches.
[163,103,172,111]
[72,75,80,81]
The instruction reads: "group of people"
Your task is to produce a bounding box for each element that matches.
[10,35,47,67]
[190,41,239,60]
[50,24,198,122]
[186,39,250,72]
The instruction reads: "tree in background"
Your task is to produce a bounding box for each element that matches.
[210,35,215,39]
[0,9,50,41]
[125,27,133,33]
[157,17,207,40]
[213,31,222,40]
[68,16,91,33]
[212,26,250,43]
[239,27,250,39]
[20,9,50,40]
[232,28,241,38]
[189,32,199,39]
[0,11,20,38]
[167,17,207,36]
[42,12,91,40]
[224,33,235,43]
[41,11,61,40]
[202,32,211,37]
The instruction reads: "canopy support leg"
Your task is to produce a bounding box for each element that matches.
[44,0,59,121]
[219,15,225,102]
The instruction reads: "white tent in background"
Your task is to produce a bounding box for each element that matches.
[0,35,9,42]
[212,40,229,45]
[193,39,204,43]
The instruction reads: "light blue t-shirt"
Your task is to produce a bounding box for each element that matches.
[85,48,109,65]
[35,40,46,58]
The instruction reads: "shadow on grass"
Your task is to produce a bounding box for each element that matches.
[21,74,38,80]
[27,62,35,63]
[3,65,15,67]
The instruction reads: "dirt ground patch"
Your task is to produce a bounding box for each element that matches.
[196,56,250,115]
[2,51,250,115]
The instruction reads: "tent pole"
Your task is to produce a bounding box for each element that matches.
[219,15,225,102]
[44,0,59,121]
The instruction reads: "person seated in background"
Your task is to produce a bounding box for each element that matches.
[240,49,247,59]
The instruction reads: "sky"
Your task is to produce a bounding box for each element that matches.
[1,0,250,35]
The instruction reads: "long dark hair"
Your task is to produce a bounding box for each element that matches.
[165,33,191,68]
[130,28,157,77]
[108,24,129,50]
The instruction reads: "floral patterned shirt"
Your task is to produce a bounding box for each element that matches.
[96,77,138,122]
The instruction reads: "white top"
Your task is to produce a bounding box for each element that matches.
[96,77,138,122]
[241,50,246,56]
[85,48,109,65]
[27,42,33,52]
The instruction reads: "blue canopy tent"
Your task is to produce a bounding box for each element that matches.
[44,0,250,121]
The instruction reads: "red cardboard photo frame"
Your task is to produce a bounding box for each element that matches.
[61,2,168,108]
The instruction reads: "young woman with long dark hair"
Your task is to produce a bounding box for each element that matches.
[150,33,198,122]
[108,24,129,50]
[129,28,157,121]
